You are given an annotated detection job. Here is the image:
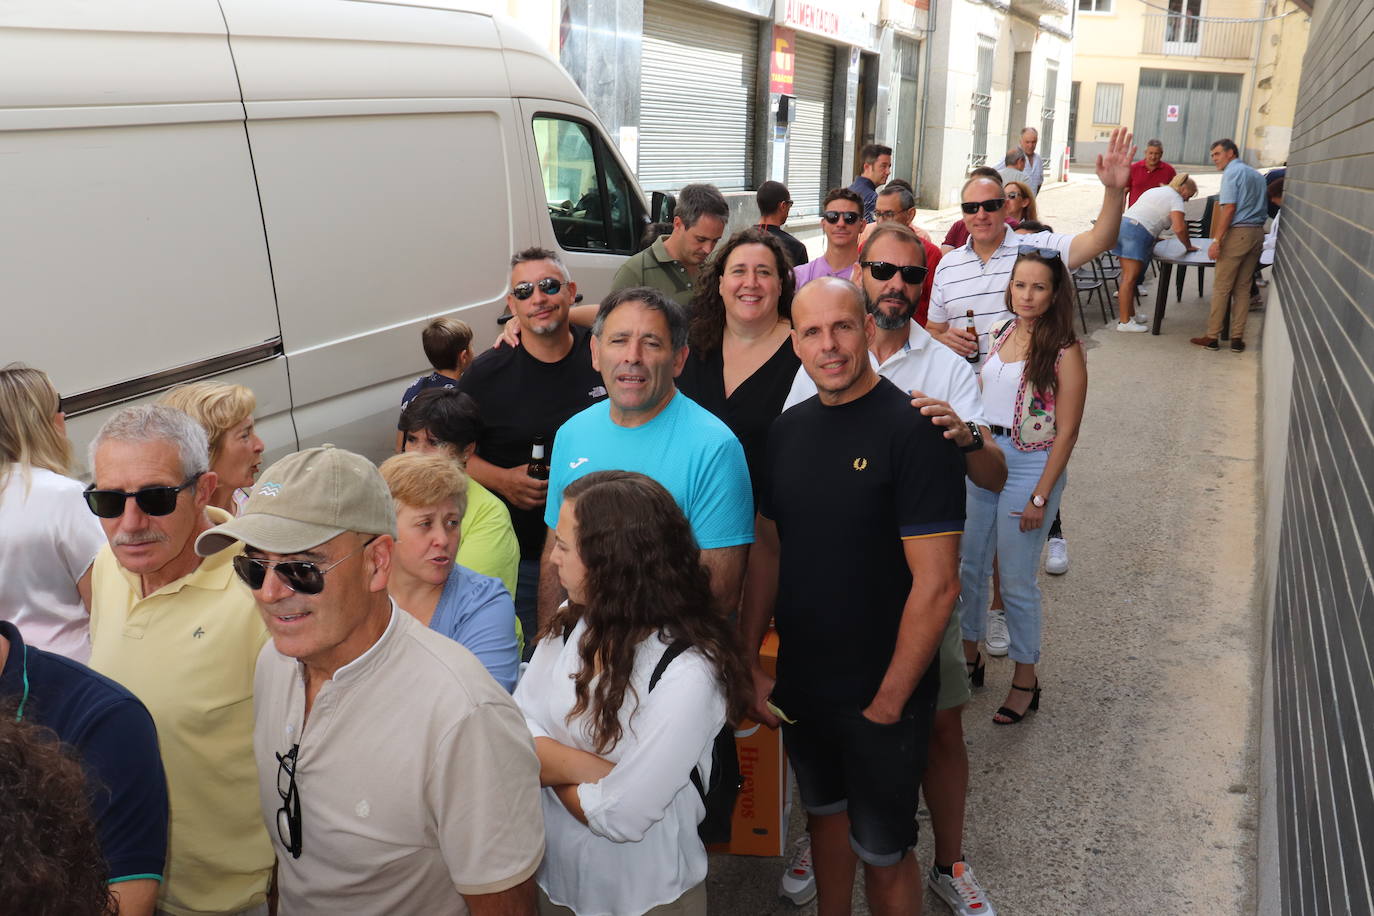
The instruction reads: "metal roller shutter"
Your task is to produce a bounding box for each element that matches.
[786,37,836,217]
[639,0,758,192]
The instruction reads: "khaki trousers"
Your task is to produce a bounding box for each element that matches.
[1207,225,1264,340]
[538,882,707,916]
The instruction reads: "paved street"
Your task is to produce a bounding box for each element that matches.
[708,168,1266,914]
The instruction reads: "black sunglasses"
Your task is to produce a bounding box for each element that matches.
[822,210,861,225]
[84,473,202,519]
[862,261,929,285]
[232,537,377,596]
[960,198,1006,214]
[512,277,563,300]
[1016,245,1062,260]
[276,744,302,859]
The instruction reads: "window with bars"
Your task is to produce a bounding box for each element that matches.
[1078,0,1113,11]
[1092,83,1124,124]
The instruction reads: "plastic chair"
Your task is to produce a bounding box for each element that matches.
[1073,265,1108,331]
[1176,195,1217,302]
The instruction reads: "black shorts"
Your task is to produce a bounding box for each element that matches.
[780,693,937,866]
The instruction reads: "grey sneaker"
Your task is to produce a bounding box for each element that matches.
[928,862,997,915]
[985,610,1009,657]
[779,835,816,905]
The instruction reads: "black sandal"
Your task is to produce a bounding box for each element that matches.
[965,652,985,688]
[993,681,1041,725]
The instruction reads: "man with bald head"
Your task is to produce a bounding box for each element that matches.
[742,277,966,916]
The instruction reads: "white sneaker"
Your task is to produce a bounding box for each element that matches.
[985,610,1009,657]
[779,835,816,905]
[1116,321,1148,333]
[927,861,997,916]
[1046,536,1068,575]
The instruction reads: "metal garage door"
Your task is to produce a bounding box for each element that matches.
[639,0,758,192]
[1134,68,1242,165]
[786,36,836,217]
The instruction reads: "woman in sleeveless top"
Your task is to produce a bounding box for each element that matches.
[958,248,1088,724]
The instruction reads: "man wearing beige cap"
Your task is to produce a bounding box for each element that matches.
[196,444,544,916]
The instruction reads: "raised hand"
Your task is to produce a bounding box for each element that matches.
[1096,126,1136,190]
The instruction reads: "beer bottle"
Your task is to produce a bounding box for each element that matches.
[527,436,549,481]
[964,310,980,364]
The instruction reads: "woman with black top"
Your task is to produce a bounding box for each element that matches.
[676,228,799,500]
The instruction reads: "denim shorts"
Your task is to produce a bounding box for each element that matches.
[781,692,937,867]
[1111,217,1159,262]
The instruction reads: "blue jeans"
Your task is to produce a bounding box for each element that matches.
[515,556,541,661]
[957,434,1066,664]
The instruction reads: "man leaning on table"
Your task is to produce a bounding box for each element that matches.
[1191,139,1266,354]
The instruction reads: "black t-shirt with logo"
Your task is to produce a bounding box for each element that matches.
[760,377,966,711]
[457,325,607,556]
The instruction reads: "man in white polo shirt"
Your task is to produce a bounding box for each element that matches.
[928,126,1136,368]
[196,445,543,916]
[781,223,1008,916]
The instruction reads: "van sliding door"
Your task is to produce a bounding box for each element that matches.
[0,0,291,474]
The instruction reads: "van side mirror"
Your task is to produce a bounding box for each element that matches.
[651,191,676,224]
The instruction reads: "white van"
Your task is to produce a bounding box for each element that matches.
[2,0,656,471]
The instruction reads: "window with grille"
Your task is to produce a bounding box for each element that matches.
[1093,83,1124,124]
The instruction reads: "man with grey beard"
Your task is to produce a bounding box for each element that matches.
[85,404,272,916]
[780,222,1006,916]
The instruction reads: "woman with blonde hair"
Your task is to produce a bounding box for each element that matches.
[1111,172,1198,331]
[158,381,264,513]
[1004,179,1039,224]
[379,452,520,690]
[0,365,105,661]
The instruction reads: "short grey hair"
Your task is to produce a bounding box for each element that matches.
[1005,148,1027,167]
[1146,138,1164,150]
[675,183,729,230]
[592,286,689,350]
[89,404,210,480]
[510,246,571,282]
[878,183,916,211]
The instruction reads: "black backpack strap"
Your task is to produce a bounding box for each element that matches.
[647,638,707,804]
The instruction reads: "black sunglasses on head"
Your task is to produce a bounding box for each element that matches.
[861,261,928,285]
[232,537,378,596]
[822,210,861,225]
[960,198,1006,215]
[1016,245,1062,260]
[276,744,302,859]
[512,277,563,300]
[84,474,202,519]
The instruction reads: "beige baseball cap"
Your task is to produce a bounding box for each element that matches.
[196,444,396,557]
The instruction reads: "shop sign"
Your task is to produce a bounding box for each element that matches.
[770,27,796,95]
[782,0,874,46]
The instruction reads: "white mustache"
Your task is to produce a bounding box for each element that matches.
[114,531,169,547]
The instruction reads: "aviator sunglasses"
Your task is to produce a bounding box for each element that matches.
[821,210,861,225]
[512,277,563,299]
[232,536,379,595]
[960,198,1006,215]
[861,261,928,285]
[84,473,202,518]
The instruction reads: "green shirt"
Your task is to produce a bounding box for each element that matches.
[609,235,696,307]
[456,479,519,601]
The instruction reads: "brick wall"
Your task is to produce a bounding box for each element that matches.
[1263,0,1374,911]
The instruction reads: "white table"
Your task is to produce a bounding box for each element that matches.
[1150,237,1215,336]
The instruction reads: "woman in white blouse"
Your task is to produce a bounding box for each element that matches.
[1111,172,1198,331]
[514,470,749,916]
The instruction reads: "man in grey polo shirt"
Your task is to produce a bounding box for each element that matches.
[1190,138,1267,353]
[196,445,543,916]
[610,183,729,307]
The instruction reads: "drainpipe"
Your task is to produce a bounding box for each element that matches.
[914,0,939,204]
[1238,0,1267,162]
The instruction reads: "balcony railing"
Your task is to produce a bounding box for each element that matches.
[1141,13,1259,58]
[1011,0,1071,17]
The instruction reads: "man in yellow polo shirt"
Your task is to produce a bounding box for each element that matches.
[86,405,272,916]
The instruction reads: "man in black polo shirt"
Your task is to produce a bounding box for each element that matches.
[742,276,964,916]
[0,621,168,915]
[458,247,607,648]
[756,180,809,267]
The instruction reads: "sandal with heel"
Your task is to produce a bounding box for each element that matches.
[993,681,1040,725]
[965,652,986,688]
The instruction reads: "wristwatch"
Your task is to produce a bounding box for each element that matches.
[959,421,984,453]
[1031,494,1046,508]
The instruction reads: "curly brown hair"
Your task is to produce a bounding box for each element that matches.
[687,228,796,354]
[0,705,116,916]
[542,471,751,754]
[1004,250,1078,397]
